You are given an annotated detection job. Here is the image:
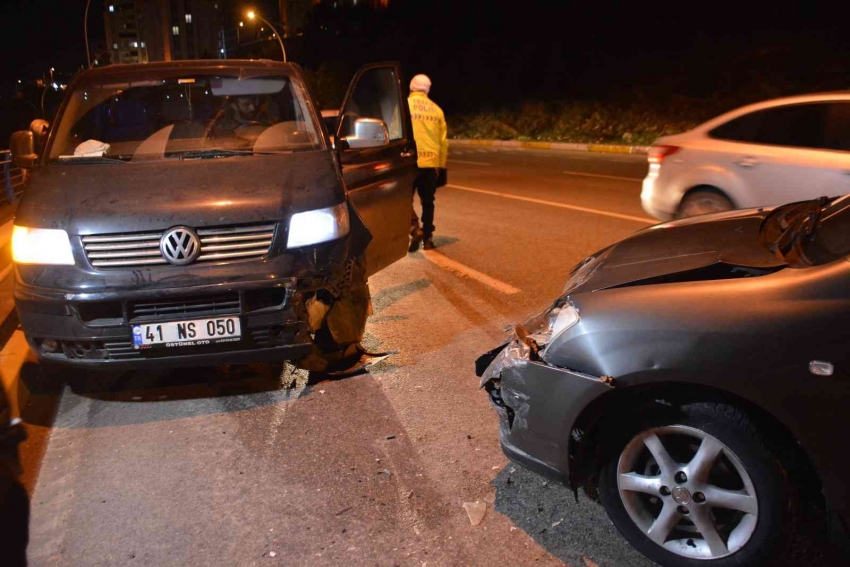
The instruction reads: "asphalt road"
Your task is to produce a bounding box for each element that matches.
[14,148,841,566]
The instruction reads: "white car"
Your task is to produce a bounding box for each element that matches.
[641,92,850,220]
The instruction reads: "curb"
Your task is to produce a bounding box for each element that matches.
[450,139,650,155]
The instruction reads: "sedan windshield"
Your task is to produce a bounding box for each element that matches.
[48,73,321,162]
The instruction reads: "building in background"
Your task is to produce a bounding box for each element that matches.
[279,0,318,37]
[280,0,389,37]
[104,1,228,64]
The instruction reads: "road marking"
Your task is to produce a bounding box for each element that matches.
[562,170,643,182]
[451,159,491,166]
[445,183,655,224]
[421,249,521,295]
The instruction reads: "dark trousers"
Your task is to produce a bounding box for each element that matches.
[410,168,437,238]
[0,481,30,566]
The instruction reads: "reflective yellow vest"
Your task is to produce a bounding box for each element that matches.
[408,91,448,168]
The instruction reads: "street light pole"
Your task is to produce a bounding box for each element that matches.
[84,0,92,68]
[247,11,287,62]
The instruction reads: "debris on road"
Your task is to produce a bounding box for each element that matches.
[319,390,326,394]
[510,526,518,532]
[335,506,353,516]
[385,435,396,440]
[582,557,600,567]
[552,519,563,528]
[462,501,487,526]
[378,469,392,476]
[269,551,277,558]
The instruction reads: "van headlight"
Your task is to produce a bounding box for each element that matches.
[286,203,350,249]
[12,226,75,265]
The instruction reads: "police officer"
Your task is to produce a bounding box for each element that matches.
[407,74,448,252]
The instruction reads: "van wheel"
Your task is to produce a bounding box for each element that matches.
[678,189,733,218]
[597,403,795,567]
[298,256,371,373]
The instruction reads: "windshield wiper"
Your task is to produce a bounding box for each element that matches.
[53,156,126,165]
[167,149,254,160]
[770,196,830,260]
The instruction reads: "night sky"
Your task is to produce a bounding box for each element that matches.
[1,1,849,105]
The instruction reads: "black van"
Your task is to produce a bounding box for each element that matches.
[8,60,417,374]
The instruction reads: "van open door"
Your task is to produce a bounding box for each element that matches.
[335,63,417,276]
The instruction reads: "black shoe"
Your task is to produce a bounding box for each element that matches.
[422,237,436,250]
[408,229,423,252]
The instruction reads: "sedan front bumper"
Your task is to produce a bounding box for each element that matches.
[477,338,614,485]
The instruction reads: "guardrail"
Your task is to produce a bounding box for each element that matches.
[0,150,25,207]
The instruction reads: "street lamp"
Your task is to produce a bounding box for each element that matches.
[246,10,286,62]
[84,0,92,68]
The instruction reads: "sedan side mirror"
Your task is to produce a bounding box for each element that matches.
[344,118,390,149]
[10,131,37,169]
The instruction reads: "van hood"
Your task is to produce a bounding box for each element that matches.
[16,151,345,235]
[569,208,786,295]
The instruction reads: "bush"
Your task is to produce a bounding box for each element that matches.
[448,99,718,146]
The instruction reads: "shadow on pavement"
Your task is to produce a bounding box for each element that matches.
[492,466,845,567]
[491,466,653,567]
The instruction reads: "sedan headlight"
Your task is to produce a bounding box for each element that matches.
[12,226,75,265]
[547,300,581,341]
[286,203,350,249]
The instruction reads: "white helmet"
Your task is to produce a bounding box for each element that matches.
[409,74,432,94]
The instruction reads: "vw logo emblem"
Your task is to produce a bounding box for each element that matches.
[160,227,201,265]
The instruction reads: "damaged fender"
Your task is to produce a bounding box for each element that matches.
[477,329,613,483]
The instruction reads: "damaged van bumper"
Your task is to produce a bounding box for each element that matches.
[476,329,613,485]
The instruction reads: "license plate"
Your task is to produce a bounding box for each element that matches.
[131,317,241,349]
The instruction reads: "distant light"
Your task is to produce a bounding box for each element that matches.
[141,42,146,48]
[247,11,256,20]
[113,43,118,49]
[220,48,225,54]
[50,67,55,72]
[17,79,21,84]
[172,25,180,35]
[52,83,59,90]
[239,21,244,27]
[166,95,170,99]
[131,41,138,48]
[260,27,264,32]
[185,14,192,24]
[109,5,114,12]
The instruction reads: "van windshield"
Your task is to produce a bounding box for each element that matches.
[49,74,322,162]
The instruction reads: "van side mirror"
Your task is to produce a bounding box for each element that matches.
[10,131,37,169]
[30,119,49,155]
[343,118,390,149]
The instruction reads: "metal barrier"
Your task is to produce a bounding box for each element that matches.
[0,150,25,207]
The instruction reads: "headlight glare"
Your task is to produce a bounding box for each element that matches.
[12,226,75,265]
[286,203,350,249]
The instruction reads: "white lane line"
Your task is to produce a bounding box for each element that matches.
[421,249,521,295]
[450,159,492,166]
[563,170,643,182]
[445,183,655,224]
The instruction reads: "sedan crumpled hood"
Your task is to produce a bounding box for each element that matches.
[569,208,786,295]
[16,150,344,235]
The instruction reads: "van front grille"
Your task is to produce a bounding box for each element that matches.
[128,293,241,323]
[82,223,276,268]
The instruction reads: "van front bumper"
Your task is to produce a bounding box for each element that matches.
[15,276,313,370]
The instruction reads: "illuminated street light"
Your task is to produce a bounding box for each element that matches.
[246,10,286,62]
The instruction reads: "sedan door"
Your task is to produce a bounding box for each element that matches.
[711,102,850,207]
[335,63,418,276]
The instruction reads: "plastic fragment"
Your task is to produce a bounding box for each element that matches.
[462,501,487,526]
[269,551,277,558]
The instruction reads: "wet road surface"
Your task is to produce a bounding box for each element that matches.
[13,148,842,566]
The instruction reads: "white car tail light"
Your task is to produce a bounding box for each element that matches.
[648,145,680,164]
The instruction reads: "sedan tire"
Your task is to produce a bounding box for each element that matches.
[678,189,734,218]
[598,402,795,567]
